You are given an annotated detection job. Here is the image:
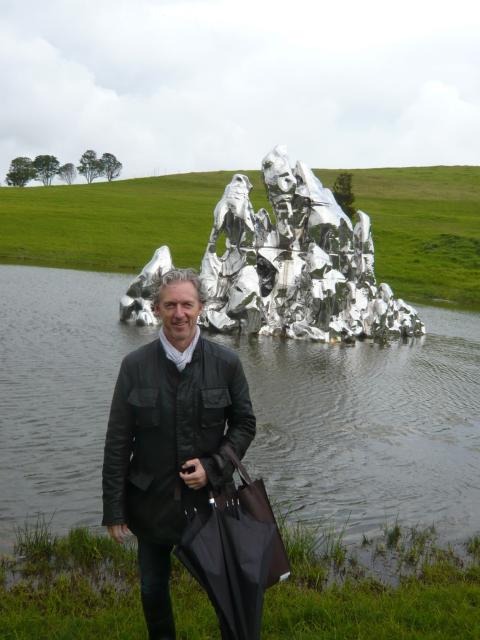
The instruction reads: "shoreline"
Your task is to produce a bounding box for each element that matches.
[1,261,479,315]
[2,520,479,639]
[2,515,479,588]
[1,167,479,312]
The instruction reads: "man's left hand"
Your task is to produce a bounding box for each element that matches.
[180,458,207,490]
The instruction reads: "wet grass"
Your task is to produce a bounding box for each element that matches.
[12,514,137,582]
[0,166,479,311]
[2,517,480,639]
[467,535,480,561]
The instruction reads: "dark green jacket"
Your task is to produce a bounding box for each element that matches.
[102,335,256,544]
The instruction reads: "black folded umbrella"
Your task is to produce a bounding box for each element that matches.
[175,498,276,640]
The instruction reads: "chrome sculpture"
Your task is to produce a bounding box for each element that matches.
[120,146,425,341]
[119,246,173,326]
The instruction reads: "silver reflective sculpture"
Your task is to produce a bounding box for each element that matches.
[120,146,425,341]
[119,246,173,326]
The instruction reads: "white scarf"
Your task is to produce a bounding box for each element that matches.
[158,326,200,371]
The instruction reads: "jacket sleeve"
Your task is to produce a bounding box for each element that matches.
[201,356,256,489]
[102,358,135,526]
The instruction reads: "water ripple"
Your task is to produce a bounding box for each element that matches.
[0,265,479,553]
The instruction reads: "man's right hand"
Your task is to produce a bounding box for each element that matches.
[107,523,131,544]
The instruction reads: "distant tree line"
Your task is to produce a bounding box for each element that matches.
[4,150,122,187]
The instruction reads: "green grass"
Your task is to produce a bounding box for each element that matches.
[1,165,479,310]
[2,519,480,639]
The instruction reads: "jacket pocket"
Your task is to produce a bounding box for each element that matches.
[126,470,157,532]
[128,387,160,427]
[127,469,155,491]
[200,387,231,429]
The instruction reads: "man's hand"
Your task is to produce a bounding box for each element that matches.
[180,458,207,490]
[107,523,131,544]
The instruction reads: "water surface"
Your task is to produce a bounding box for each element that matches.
[0,265,479,552]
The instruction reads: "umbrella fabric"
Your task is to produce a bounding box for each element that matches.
[175,508,236,636]
[175,501,276,640]
[218,505,276,639]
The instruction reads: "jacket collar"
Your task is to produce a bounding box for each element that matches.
[156,332,204,370]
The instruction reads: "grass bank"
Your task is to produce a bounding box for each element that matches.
[1,166,479,310]
[1,518,480,639]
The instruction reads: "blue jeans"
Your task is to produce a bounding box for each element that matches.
[137,539,176,640]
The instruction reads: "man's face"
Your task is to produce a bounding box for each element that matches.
[154,281,203,351]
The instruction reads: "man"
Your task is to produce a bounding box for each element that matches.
[102,268,256,640]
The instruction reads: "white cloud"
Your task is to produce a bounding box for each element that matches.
[1,0,480,184]
[395,81,480,165]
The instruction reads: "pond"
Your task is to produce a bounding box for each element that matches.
[0,264,479,553]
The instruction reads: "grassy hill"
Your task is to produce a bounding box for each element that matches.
[1,166,479,311]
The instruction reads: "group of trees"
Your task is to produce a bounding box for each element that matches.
[4,150,122,187]
[4,154,355,213]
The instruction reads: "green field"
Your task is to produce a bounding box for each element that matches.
[1,166,479,310]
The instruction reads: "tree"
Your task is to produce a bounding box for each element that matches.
[5,157,37,187]
[57,163,77,185]
[77,149,104,183]
[33,155,60,186]
[333,172,356,219]
[101,152,122,182]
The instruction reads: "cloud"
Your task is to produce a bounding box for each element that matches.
[1,0,480,184]
[395,81,480,165]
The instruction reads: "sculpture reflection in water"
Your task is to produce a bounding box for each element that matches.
[120,145,425,341]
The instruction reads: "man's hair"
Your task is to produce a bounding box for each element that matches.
[151,268,207,306]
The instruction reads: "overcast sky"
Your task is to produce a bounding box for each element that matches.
[1,0,480,183]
